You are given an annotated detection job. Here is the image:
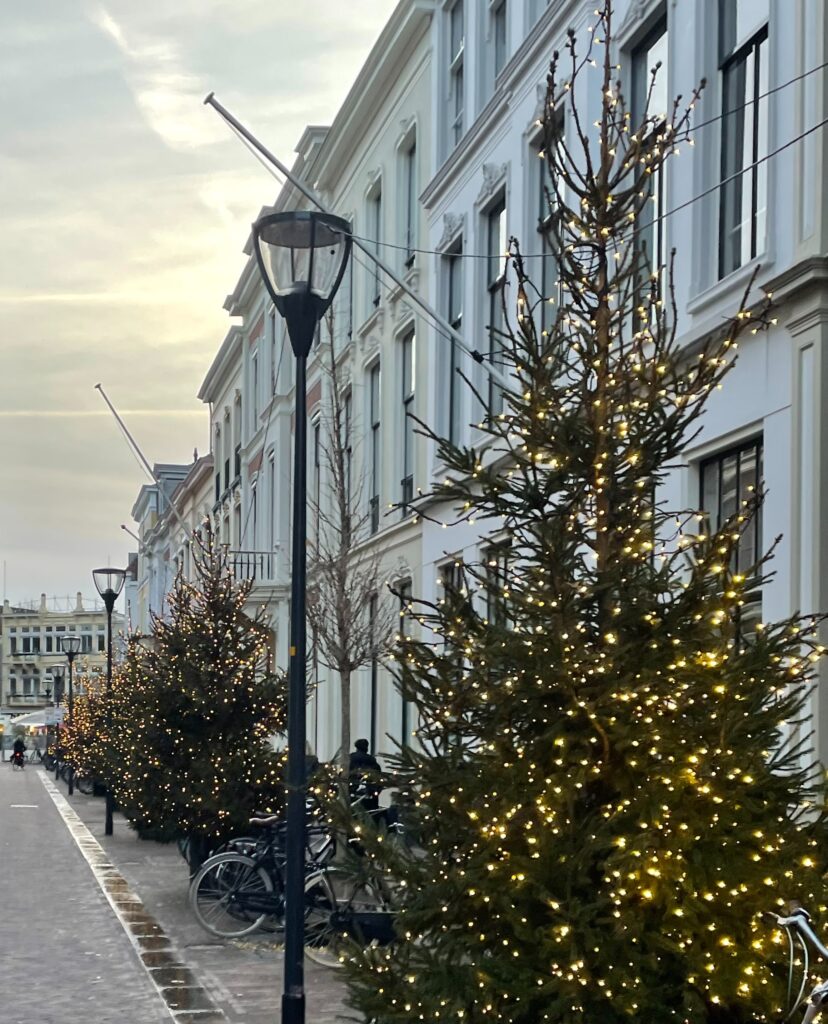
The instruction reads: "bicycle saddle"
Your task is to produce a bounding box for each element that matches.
[249,814,283,827]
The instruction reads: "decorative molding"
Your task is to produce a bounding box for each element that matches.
[531,83,546,128]
[365,168,382,196]
[476,162,508,206]
[616,0,671,44]
[437,212,465,252]
[398,115,416,144]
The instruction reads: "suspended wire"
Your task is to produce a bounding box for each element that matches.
[685,57,828,136]
[346,112,828,259]
[224,58,826,262]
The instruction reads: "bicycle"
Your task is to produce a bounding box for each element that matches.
[302,809,405,968]
[188,815,335,940]
[303,863,395,968]
[770,904,828,1022]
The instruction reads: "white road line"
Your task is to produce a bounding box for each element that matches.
[39,773,180,1022]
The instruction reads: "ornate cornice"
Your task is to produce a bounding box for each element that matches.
[437,212,465,252]
[476,162,508,206]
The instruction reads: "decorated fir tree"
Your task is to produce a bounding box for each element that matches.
[107,524,287,850]
[341,7,828,1024]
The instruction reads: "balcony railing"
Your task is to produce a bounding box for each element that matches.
[5,694,46,707]
[229,550,276,583]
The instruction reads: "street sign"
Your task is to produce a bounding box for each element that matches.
[44,708,65,726]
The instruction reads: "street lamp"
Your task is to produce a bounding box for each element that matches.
[92,568,126,836]
[59,633,82,795]
[51,666,64,780]
[252,209,352,1024]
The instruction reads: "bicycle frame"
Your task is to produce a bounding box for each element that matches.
[771,907,828,1022]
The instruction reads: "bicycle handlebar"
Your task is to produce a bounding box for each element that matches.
[770,907,828,961]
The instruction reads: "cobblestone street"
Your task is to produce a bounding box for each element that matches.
[0,763,171,1023]
[36,767,353,1023]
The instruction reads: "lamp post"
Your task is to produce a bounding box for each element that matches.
[59,634,82,795]
[252,209,352,1024]
[92,568,126,836]
[51,668,64,779]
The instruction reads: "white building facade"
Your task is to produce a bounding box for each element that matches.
[133,0,828,764]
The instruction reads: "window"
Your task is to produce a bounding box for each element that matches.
[445,244,464,444]
[31,637,41,654]
[533,111,563,337]
[631,17,669,288]
[440,559,465,598]
[368,184,383,309]
[9,637,16,654]
[403,139,417,268]
[718,0,769,278]
[81,634,92,654]
[486,197,507,416]
[400,328,415,514]
[313,419,321,544]
[343,390,353,511]
[369,593,379,751]
[398,580,413,744]
[268,456,276,552]
[97,633,105,653]
[448,1,465,147]
[700,437,763,633]
[485,542,512,626]
[270,310,278,394]
[369,363,381,534]
[492,0,507,80]
[45,634,53,654]
[252,350,259,426]
[22,637,30,655]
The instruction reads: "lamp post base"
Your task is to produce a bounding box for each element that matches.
[105,790,115,835]
[281,992,305,1024]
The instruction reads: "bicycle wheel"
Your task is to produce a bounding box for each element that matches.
[190,853,276,939]
[75,773,95,795]
[303,867,390,968]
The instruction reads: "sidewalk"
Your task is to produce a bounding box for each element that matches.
[61,774,354,1023]
[0,763,170,1023]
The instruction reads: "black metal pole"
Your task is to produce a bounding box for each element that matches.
[282,352,308,1024]
[104,594,115,836]
[67,655,75,796]
[53,676,61,781]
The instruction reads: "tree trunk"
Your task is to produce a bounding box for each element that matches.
[339,667,351,781]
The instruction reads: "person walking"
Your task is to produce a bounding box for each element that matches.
[348,738,381,810]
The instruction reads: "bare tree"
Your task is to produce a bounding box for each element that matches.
[307,311,396,776]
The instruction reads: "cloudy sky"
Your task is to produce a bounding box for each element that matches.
[0,0,392,605]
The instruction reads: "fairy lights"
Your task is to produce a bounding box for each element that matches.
[329,4,828,1024]
[61,522,287,844]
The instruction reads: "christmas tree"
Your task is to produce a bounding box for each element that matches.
[106,523,287,850]
[340,6,828,1023]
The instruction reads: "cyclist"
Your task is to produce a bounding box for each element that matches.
[348,739,381,810]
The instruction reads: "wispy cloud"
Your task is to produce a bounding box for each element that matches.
[89,6,222,150]
[0,409,204,418]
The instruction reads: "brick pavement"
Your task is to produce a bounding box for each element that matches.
[60,774,357,1024]
[0,762,171,1024]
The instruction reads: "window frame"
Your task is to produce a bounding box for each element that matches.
[699,436,764,635]
[403,138,417,269]
[400,327,416,515]
[630,14,669,291]
[717,2,769,278]
[448,0,465,148]
[486,195,508,416]
[369,362,381,534]
[445,242,464,445]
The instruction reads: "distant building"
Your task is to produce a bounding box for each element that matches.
[0,593,125,716]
